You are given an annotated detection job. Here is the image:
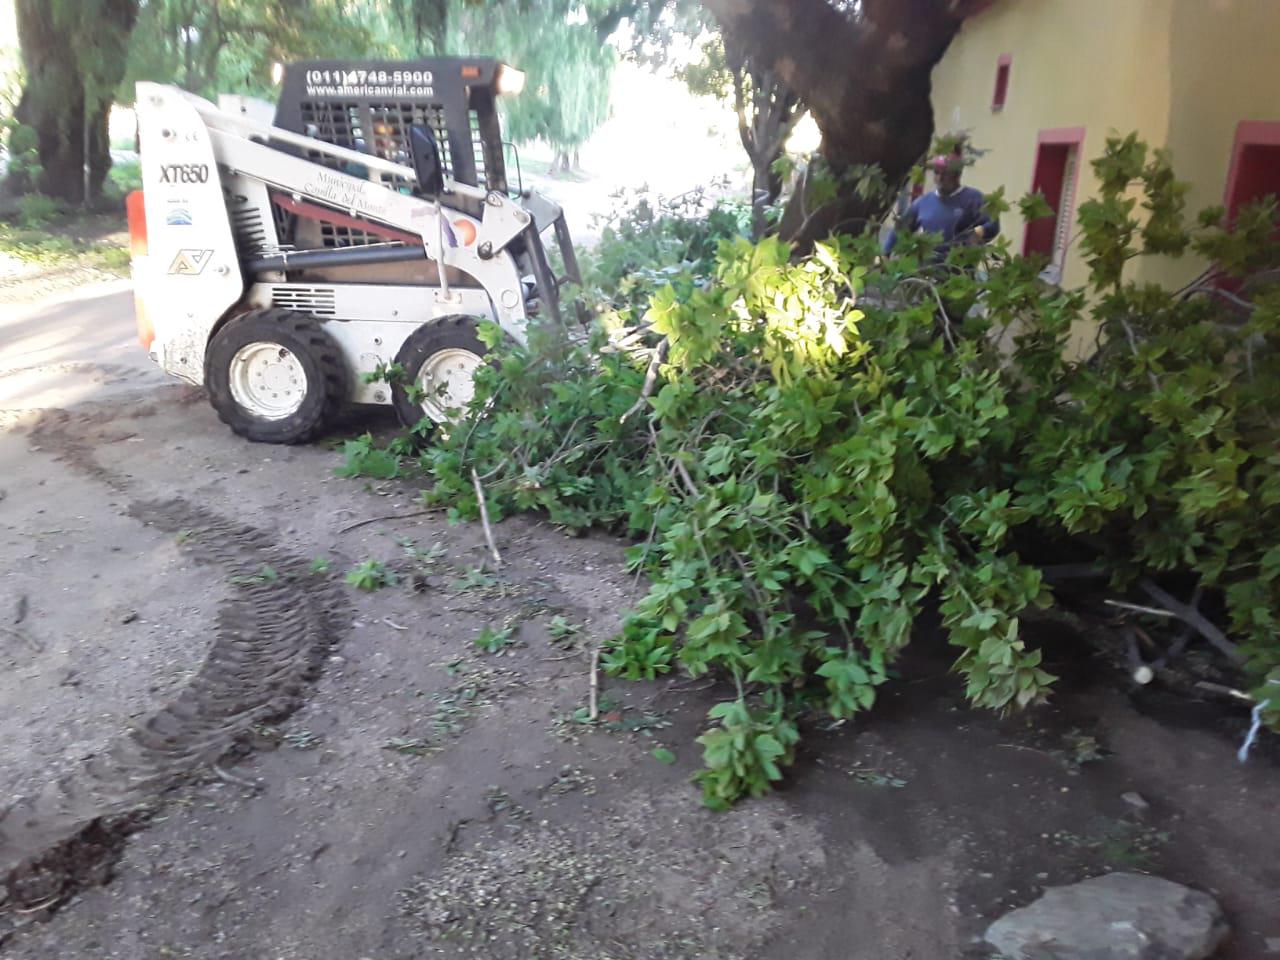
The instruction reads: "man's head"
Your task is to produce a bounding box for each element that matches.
[930,154,964,195]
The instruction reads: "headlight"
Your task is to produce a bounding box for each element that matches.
[496,65,526,96]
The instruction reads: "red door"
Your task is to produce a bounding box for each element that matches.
[1219,122,1280,290]
[1024,145,1070,257]
[1023,128,1085,276]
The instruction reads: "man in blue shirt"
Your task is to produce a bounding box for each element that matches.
[883,154,1000,255]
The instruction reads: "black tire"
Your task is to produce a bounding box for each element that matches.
[390,315,490,433]
[204,308,348,444]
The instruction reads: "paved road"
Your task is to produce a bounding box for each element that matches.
[0,281,164,415]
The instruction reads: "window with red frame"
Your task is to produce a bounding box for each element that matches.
[1224,121,1280,223]
[992,55,1011,111]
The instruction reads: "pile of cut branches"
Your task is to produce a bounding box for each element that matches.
[375,137,1280,806]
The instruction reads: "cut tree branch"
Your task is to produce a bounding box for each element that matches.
[471,468,503,569]
[1137,579,1245,665]
[620,339,669,424]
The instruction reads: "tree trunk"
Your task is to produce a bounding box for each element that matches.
[14,1,87,202]
[87,91,115,197]
[730,56,801,240]
[13,0,139,204]
[750,156,782,238]
[705,0,977,246]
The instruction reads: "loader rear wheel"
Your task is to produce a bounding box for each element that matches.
[205,309,347,444]
[391,316,490,432]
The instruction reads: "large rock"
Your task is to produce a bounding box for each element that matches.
[985,872,1230,960]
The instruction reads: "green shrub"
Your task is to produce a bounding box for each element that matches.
[106,157,142,197]
[335,433,401,479]
[400,135,1280,806]
[346,560,396,591]
[17,193,63,228]
[583,183,751,321]
[0,223,73,262]
[0,216,128,273]
[1,119,42,192]
[93,245,132,271]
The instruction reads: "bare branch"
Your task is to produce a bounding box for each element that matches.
[1138,579,1245,665]
[620,339,669,424]
[471,468,503,569]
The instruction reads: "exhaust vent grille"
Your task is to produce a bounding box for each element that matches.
[230,205,269,256]
[270,286,338,318]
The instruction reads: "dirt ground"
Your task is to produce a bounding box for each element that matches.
[1,284,1279,959]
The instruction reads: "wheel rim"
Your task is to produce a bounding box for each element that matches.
[228,341,307,420]
[416,347,483,423]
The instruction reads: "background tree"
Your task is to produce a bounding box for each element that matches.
[682,34,804,237]
[452,1,619,173]
[12,0,139,203]
[391,0,451,54]
[703,0,982,244]
[123,0,374,99]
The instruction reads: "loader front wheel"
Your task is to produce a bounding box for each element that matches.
[391,316,490,432]
[205,309,347,444]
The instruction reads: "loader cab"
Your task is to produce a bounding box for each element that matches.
[273,57,519,197]
[262,57,578,324]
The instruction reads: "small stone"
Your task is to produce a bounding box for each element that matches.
[121,610,139,624]
[1122,791,1150,812]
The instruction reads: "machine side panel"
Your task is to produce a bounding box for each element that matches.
[135,82,244,385]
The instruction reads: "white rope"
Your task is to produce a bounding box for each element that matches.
[1237,680,1279,763]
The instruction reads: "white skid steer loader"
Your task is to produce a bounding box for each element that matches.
[126,58,580,443]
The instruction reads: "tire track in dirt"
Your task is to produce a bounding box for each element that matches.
[0,412,345,940]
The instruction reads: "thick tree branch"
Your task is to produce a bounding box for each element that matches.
[703,0,976,245]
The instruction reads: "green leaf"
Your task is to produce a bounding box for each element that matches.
[1018,191,1055,223]
[754,733,784,760]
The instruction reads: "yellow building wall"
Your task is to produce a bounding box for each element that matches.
[931,0,1280,292]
